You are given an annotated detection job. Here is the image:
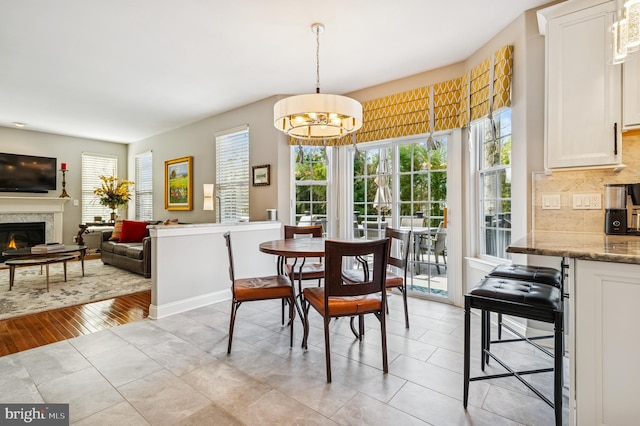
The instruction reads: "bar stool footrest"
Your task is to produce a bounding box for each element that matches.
[472,348,555,408]
[492,321,555,358]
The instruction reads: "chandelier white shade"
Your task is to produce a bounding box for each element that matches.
[273,23,363,141]
[274,93,362,140]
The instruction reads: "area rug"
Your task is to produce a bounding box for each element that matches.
[0,259,151,320]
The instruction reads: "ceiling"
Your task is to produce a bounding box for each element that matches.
[0,0,553,143]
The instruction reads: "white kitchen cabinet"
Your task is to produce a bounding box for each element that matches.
[573,259,640,425]
[623,52,640,130]
[539,0,622,170]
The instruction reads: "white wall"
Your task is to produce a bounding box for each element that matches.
[461,9,547,295]
[128,96,292,225]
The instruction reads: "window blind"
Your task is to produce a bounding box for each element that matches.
[81,153,117,223]
[216,126,249,222]
[135,151,153,221]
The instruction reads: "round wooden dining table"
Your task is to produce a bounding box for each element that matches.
[259,236,376,344]
[259,236,326,294]
[258,237,326,260]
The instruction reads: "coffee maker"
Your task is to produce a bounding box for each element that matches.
[605,183,640,235]
[629,183,640,234]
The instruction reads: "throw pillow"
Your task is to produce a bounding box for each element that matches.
[109,219,124,241]
[163,218,179,225]
[118,220,150,243]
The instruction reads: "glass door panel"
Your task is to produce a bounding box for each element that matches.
[397,138,448,299]
[352,137,449,299]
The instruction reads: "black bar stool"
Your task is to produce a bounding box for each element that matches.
[487,264,562,341]
[463,276,564,425]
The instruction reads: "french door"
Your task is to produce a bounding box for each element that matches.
[351,134,450,300]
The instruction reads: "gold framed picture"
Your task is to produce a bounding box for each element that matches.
[165,156,193,210]
[252,164,270,186]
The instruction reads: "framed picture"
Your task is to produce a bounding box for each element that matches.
[252,164,270,186]
[165,156,193,210]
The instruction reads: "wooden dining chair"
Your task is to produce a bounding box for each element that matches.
[223,232,296,354]
[342,227,412,328]
[282,225,324,290]
[302,237,390,382]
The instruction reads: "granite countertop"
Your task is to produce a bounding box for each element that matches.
[507,231,640,265]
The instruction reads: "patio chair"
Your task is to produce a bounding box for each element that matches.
[417,222,447,274]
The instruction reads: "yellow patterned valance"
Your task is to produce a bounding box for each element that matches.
[345,86,431,145]
[469,57,491,122]
[433,78,462,132]
[458,72,471,128]
[289,45,512,145]
[492,45,513,111]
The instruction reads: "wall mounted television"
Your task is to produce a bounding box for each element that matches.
[0,153,57,193]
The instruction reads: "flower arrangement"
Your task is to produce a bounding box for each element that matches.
[93,175,134,211]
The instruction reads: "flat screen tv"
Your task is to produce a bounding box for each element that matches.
[0,153,57,193]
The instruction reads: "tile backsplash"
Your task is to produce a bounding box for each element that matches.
[533,130,640,233]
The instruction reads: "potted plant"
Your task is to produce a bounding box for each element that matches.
[93,175,134,222]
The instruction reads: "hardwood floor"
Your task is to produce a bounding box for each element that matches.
[0,290,150,356]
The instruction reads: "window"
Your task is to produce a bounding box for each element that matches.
[474,109,512,259]
[135,151,153,221]
[81,153,117,224]
[293,145,329,232]
[216,126,249,222]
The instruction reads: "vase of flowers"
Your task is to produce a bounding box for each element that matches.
[93,175,134,222]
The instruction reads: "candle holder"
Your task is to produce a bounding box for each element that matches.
[59,169,70,198]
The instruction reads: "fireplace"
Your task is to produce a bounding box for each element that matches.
[0,196,68,245]
[0,222,46,262]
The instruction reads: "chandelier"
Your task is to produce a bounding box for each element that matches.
[612,0,640,63]
[273,23,363,141]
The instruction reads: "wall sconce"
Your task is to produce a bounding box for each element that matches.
[203,184,214,211]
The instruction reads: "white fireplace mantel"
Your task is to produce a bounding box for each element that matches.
[0,196,70,243]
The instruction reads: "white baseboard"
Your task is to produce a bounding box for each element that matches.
[148,289,231,319]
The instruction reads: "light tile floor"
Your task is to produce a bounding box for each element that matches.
[0,293,569,425]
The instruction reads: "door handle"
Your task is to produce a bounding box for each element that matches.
[614,122,618,156]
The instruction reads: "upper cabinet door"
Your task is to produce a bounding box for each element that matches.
[623,53,640,130]
[542,0,622,170]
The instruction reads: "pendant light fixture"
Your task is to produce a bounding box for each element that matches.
[274,23,363,141]
[612,0,640,63]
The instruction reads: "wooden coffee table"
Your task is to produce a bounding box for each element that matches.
[3,244,88,276]
[5,255,76,292]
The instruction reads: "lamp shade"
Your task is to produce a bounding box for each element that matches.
[274,93,363,140]
[203,183,214,211]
